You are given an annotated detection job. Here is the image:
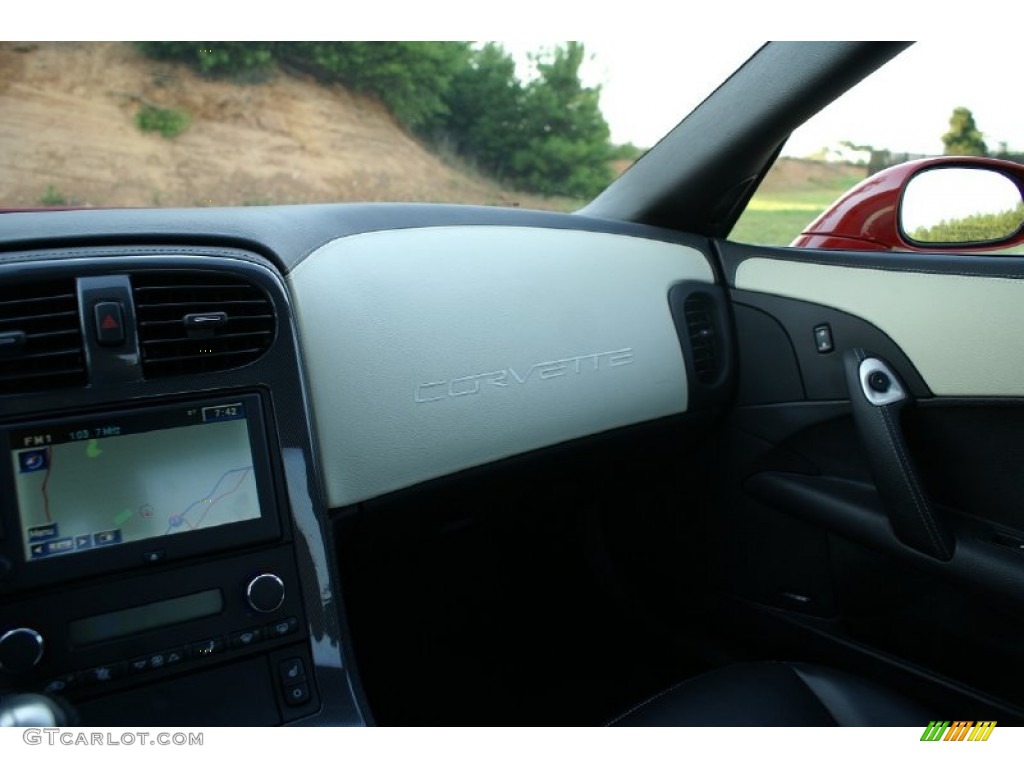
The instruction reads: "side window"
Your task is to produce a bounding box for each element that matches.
[731,43,1024,254]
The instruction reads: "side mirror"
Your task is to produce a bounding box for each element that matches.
[900,167,1024,246]
[792,157,1024,253]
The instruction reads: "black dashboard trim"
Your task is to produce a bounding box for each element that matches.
[0,205,712,275]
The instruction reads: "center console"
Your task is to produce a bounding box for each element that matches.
[0,247,367,726]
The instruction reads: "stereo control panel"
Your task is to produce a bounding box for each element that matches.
[0,254,368,727]
[0,544,319,724]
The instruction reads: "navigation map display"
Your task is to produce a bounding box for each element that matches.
[10,399,265,561]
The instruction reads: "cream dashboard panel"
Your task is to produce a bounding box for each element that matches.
[288,226,714,507]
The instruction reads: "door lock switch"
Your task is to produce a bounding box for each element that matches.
[813,324,834,353]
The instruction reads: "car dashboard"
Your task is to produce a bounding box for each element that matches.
[0,203,725,726]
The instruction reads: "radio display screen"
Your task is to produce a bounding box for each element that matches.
[10,397,265,562]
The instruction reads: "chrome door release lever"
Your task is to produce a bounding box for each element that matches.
[844,348,954,561]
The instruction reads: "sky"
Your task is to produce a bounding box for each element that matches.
[512,41,1022,157]
[9,3,1022,160]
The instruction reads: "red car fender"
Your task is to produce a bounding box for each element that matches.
[791,156,1024,251]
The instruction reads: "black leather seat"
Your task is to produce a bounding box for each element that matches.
[609,661,931,726]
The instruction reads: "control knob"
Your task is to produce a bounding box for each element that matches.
[0,693,72,726]
[0,628,44,674]
[246,573,285,613]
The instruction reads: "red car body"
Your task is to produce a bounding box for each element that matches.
[792,156,1024,251]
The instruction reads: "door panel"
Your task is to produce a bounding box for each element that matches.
[713,241,1024,721]
[734,256,1024,397]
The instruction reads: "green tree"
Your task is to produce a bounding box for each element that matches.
[942,107,988,156]
[509,43,613,198]
[276,42,470,133]
[136,42,275,79]
[442,43,524,178]
[138,42,471,133]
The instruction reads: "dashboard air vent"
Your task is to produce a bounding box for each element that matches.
[683,292,720,385]
[0,278,86,395]
[132,271,275,378]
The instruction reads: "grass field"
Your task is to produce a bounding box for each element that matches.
[730,205,825,246]
[729,162,865,245]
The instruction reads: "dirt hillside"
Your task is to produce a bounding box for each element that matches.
[757,157,867,195]
[0,42,556,209]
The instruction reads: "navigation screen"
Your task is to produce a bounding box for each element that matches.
[10,400,263,561]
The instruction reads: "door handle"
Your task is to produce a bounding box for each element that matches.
[843,349,954,561]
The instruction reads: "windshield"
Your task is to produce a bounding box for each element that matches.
[0,41,756,212]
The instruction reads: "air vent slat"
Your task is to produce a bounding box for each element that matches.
[140,330,274,348]
[134,300,270,310]
[133,271,275,378]
[20,328,82,341]
[138,314,275,328]
[683,293,721,386]
[143,347,266,365]
[0,292,74,309]
[0,363,85,383]
[134,279,259,289]
[0,310,79,327]
[0,278,86,395]
[1,348,82,362]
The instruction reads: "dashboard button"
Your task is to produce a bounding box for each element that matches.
[93,301,125,346]
[79,662,123,685]
[41,673,77,695]
[189,636,225,659]
[148,652,169,670]
[279,658,306,686]
[229,628,263,649]
[283,682,309,706]
[164,648,186,666]
[127,657,150,675]
[142,550,165,564]
[266,616,298,639]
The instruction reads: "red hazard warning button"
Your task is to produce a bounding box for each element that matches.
[93,301,125,346]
